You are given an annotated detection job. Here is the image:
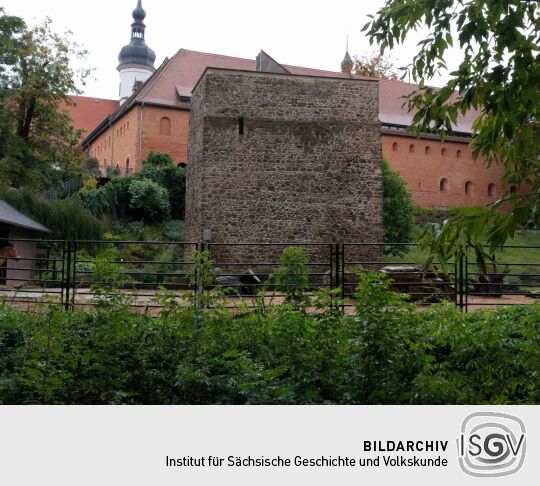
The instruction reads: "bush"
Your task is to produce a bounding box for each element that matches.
[1,270,538,405]
[275,247,310,310]
[80,151,185,220]
[139,163,185,219]
[382,158,415,253]
[128,179,171,221]
[143,151,174,168]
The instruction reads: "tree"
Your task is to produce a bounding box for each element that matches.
[382,158,415,254]
[353,50,398,79]
[0,10,91,188]
[364,0,540,272]
[128,179,171,222]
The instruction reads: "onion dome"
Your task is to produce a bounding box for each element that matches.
[118,0,156,69]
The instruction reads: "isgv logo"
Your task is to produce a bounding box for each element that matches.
[457,412,526,477]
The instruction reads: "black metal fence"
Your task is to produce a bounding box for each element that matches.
[1,238,540,313]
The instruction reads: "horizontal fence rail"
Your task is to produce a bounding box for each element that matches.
[1,239,540,313]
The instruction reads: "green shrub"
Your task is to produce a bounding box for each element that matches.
[128,179,170,221]
[80,151,185,221]
[139,160,185,219]
[275,247,310,310]
[382,158,415,254]
[0,269,539,405]
[143,151,174,168]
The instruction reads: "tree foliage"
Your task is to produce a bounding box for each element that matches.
[80,152,185,221]
[353,50,398,79]
[0,9,91,188]
[382,157,415,252]
[365,0,540,270]
[128,179,171,221]
[0,186,102,240]
[1,273,538,404]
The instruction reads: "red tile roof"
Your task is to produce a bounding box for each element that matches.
[63,95,119,135]
[82,49,479,144]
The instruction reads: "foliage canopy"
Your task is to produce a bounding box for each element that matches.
[365,0,540,271]
[0,9,91,188]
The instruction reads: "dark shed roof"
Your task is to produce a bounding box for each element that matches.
[0,200,51,233]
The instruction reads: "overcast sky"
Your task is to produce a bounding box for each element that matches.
[1,0,461,100]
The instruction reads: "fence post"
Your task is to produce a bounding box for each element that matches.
[71,240,78,310]
[464,247,469,313]
[64,240,72,311]
[59,240,66,304]
[459,247,465,312]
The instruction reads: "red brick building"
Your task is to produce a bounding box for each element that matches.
[72,1,506,208]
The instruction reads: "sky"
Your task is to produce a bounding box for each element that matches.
[1,0,463,100]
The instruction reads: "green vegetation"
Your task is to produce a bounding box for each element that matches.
[365,0,540,264]
[1,269,538,405]
[0,9,93,188]
[80,151,185,222]
[382,158,415,253]
[0,186,102,240]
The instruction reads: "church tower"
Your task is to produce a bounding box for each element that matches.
[117,0,156,104]
[341,37,353,75]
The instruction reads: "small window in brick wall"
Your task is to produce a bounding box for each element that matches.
[465,181,473,195]
[441,148,447,156]
[392,142,398,152]
[440,178,448,192]
[456,149,462,158]
[160,117,171,136]
[488,183,496,197]
[409,144,415,153]
[425,146,431,155]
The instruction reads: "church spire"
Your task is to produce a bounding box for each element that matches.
[341,36,353,75]
[117,0,156,104]
[131,0,147,39]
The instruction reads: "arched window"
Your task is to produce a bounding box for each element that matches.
[409,144,415,153]
[425,146,431,155]
[392,142,398,152]
[487,183,496,197]
[160,117,171,136]
[127,121,130,131]
[440,178,448,192]
[456,149,462,158]
[510,185,517,194]
[441,148,447,156]
[104,158,107,167]
[125,157,130,175]
[465,181,473,195]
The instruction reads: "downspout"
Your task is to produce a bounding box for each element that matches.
[138,102,145,169]
[109,120,113,172]
[110,120,115,175]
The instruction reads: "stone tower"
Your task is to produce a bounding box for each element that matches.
[185,68,383,264]
[117,0,156,104]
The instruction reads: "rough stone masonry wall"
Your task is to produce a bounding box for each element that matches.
[185,68,383,268]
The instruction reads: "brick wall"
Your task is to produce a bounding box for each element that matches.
[382,133,507,208]
[141,106,190,164]
[185,69,383,264]
[87,105,190,175]
[88,107,140,175]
